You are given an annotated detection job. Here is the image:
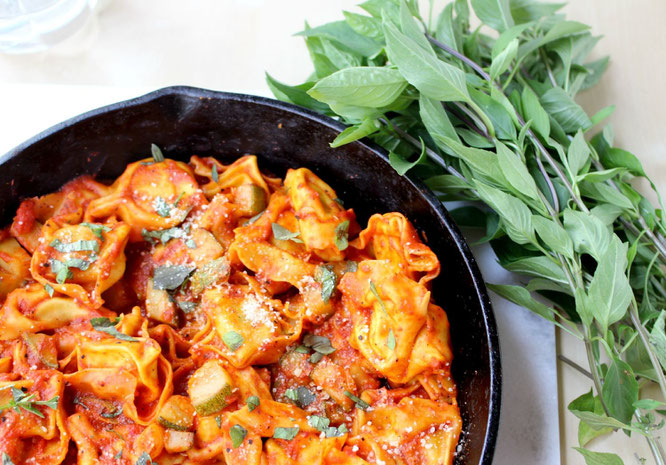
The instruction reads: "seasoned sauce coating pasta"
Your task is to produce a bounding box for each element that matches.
[0,152,461,465]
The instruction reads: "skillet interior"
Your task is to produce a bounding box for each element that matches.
[0,86,501,465]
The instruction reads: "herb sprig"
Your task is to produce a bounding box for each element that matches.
[0,386,59,418]
[269,1,666,463]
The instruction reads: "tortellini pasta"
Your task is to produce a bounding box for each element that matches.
[0,151,460,465]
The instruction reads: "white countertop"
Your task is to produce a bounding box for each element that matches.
[2,1,664,463]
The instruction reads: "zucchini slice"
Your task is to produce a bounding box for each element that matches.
[234,184,267,217]
[145,278,179,326]
[158,395,195,431]
[164,430,195,454]
[188,360,235,415]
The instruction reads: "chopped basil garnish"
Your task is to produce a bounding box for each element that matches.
[50,239,99,254]
[0,387,59,418]
[153,265,195,290]
[314,265,337,303]
[285,386,315,409]
[246,210,265,225]
[302,334,336,355]
[211,164,219,182]
[334,220,350,251]
[229,424,247,448]
[154,196,172,217]
[176,300,197,313]
[334,197,344,206]
[44,284,54,297]
[90,317,137,342]
[72,396,89,410]
[215,415,222,428]
[309,352,324,364]
[114,449,122,460]
[135,451,154,465]
[368,280,388,315]
[344,261,358,273]
[271,223,303,243]
[189,258,229,295]
[387,329,396,351]
[222,331,244,352]
[2,452,14,465]
[246,396,260,412]
[49,257,93,284]
[101,405,123,419]
[343,390,370,410]
[307,415,348,438]
[294,345,310,354]
[80,222,111,239]
[273,426,299,440]
[142,225,189,245]
[150,144,165,163]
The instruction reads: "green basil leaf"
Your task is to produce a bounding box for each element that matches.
[648,311,666,373]
[398,0,432,52]
[389,137,427,176]
[230,424,247,448]
[2,453,14,465]
[487,283,558,323]
[471,0,514,32]
[79,222,111,239]
[600,147,646,177]
[222,331,244,352]
[566,130,590,176]
[273,426,300,440]
[150,144,165,163]
[509,0,563,24]
[265,74,331,112]
[563,209,611,260]
[434,4,459,52]
[334,220,350,250]
[532,216,574,258]
[302,334,336,355]
[496,141,540,201]
[633,398,666,410]
[573,448,624,465]
[383,21,470,103]
[602,356,638,425]
[343,11,384,41]
[540,86,591,133]
[475,183,534,245]
[331,118,379,148]
[246,396,260,412]
[587,236,632,331]
[135,452,154,465]
[419,95,461,150]
[343,390,370,410]
[314,265,337,303]
[153,265,195,290]
[308,67,407,108]
[272,223,303,243]
[521,86,550,139]
[490,38,518,80]
[289,386,315,408]
[296,21,382,57]
[503,256,568,284]
[90,317,137,342]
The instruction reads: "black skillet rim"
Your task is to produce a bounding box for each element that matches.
[0,85,501,464]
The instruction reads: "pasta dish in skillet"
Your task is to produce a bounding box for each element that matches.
[0,148,461,464]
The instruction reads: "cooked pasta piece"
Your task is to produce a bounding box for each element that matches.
[0,149,460,465]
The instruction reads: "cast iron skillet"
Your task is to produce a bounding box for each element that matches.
[0,86,501,464]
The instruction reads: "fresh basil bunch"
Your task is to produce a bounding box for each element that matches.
[267,0,666,463]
